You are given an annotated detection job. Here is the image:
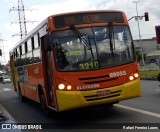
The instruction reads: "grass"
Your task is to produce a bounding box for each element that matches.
[140,69,160,77]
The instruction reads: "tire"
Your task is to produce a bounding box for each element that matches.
[18,83,25,102]
[102,101,119,108]
[39,89,50,117]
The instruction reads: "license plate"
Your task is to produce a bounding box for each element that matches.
[96,90,111,96]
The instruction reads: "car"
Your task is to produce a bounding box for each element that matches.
[2,76,11,84]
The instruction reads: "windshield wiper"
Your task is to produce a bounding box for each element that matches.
[70,25,91,50]
[70,25,95,61]
[109,22,115,61]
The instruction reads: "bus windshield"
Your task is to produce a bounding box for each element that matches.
[52,25,135,71]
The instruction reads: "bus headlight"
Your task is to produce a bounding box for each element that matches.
[128,72,139,81]
[129,76,134,81]
[67,85,72,90]
[134,73,139,78]
[58,84,65,90]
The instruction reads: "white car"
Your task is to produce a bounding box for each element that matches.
[2,76,11,84]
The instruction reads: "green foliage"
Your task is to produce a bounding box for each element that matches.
[135,51,146,62]
[140,69,160,77]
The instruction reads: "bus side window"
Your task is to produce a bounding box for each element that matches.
[32,33,41,63]
[18,46,22,66]
[26,52,33,64]
[14,50,17,67]
[33,48,41,63]
[21,55,26,65]
[34,34,39,49]
[20,43,26,65]
[26,38,33,65]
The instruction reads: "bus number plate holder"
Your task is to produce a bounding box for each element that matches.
[96,90,111,96]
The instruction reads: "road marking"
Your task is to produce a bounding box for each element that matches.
[115,104,160,119]
[155,89,160,92]
[0,104,14,120]
[3,88,12,91]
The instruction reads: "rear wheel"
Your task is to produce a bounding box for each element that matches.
[18,83,25,102]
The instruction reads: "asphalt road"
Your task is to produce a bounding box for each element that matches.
[0,80,160,132]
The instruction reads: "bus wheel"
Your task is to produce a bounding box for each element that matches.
[102,101,119,108]
[18,83,25,102]
[39,90,50,117]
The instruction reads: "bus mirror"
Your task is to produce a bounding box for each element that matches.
[44,35,52,51]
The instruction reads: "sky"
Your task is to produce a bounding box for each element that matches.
[0,0,160,64]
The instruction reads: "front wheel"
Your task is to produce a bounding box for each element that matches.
[39,91,50,117]
[102,101,119,108]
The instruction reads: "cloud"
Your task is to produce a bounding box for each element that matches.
[2,0,159,64]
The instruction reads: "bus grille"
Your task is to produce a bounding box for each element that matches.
[79,75,118,84]
[83,90,121,101]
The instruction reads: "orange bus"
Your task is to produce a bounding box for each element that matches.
[10,10,141,115]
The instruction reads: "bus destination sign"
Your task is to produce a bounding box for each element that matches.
[53,12,124,28]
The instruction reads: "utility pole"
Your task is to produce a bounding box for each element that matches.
[0,33,7,65]
[133,0,145,66]
[9,0,37,39]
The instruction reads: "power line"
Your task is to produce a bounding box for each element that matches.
[9,0,37,39]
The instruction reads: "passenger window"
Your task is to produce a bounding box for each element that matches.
[26,52,33,64]
[34,34,39,49]
[21,54,26,65]
[22,44,25,55]
[27,39,32,52]
[33,48,41,63]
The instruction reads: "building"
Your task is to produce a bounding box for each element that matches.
[134,37,160,64]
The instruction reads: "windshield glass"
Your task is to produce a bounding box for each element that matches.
[52,26,135,71]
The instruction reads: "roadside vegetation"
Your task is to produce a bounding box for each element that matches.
[140,69,160,78]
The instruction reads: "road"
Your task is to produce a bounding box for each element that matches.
[0,80,160,131]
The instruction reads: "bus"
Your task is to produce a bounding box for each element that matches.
[10,10,141,115]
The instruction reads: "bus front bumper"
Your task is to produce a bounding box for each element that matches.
[56,79,141,112]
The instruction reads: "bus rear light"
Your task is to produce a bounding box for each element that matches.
[58,84,65,90]
[129,76,134,81]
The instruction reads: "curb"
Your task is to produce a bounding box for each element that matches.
[0,104,14,120]
[140,77,158,81]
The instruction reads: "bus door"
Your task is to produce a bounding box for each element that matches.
[45,51,56,108]
[42,35,57,109]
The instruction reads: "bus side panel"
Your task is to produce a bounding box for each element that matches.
[27,63,44,102]
[20,63,44,103]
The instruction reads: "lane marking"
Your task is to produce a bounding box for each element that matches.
[115,104,160,119]
[3,88,12,91]
[0,104,14,120]
[155,89,160,92]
